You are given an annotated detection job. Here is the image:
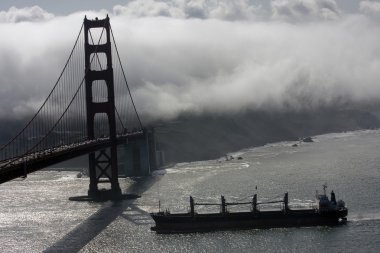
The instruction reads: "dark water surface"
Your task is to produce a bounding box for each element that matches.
[0,130,379,252]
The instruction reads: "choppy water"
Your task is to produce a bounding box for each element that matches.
[1,130,380,252]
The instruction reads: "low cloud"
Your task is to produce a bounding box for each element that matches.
[122,16,379,119]
[0,6,54,23]
[0,1,379,122]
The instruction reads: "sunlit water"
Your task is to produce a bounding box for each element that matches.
[1,130,380,252]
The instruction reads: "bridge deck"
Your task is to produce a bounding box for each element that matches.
[0,132,144,184]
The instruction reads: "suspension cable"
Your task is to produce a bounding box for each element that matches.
[2,21,107,167]
[110,26,143,129]
[0,24,84,153]
[25,24,108,156]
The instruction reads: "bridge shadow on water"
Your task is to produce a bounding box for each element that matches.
[43,176,158,253]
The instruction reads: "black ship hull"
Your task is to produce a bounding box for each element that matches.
[151,209,348,234]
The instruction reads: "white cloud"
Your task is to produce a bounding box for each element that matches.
[272,0,341,22]
[0,6,54,23]
[205,0,263,20]
[360,0,380,17]
[113,0,263,20]
[113,0,184,18]
[0,3,379,121]
[110,14,380,119]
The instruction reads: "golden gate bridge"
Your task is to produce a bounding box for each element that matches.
[0,16,154,200]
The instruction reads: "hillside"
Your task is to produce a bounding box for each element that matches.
[153,107,380,163]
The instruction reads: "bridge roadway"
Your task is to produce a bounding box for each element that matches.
[0,131,144,184]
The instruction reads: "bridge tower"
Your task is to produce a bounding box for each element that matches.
[84,16,122,199]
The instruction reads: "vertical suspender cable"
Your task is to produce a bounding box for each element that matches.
[110,27,143,130]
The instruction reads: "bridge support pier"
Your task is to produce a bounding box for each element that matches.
[87,148,122,200]
[119,129,157,177]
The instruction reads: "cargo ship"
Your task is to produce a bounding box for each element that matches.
[150,185,348,233]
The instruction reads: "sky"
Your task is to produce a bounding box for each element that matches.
[0,0,362,14]
[0,0,379,121]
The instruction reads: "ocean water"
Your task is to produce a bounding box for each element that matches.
[0,130,380,252]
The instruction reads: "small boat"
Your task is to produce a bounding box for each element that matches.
[150,185,347,233]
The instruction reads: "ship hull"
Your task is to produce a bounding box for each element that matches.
[151,209,348,233]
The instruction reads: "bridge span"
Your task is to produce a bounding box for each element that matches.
[0,132,146,184]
